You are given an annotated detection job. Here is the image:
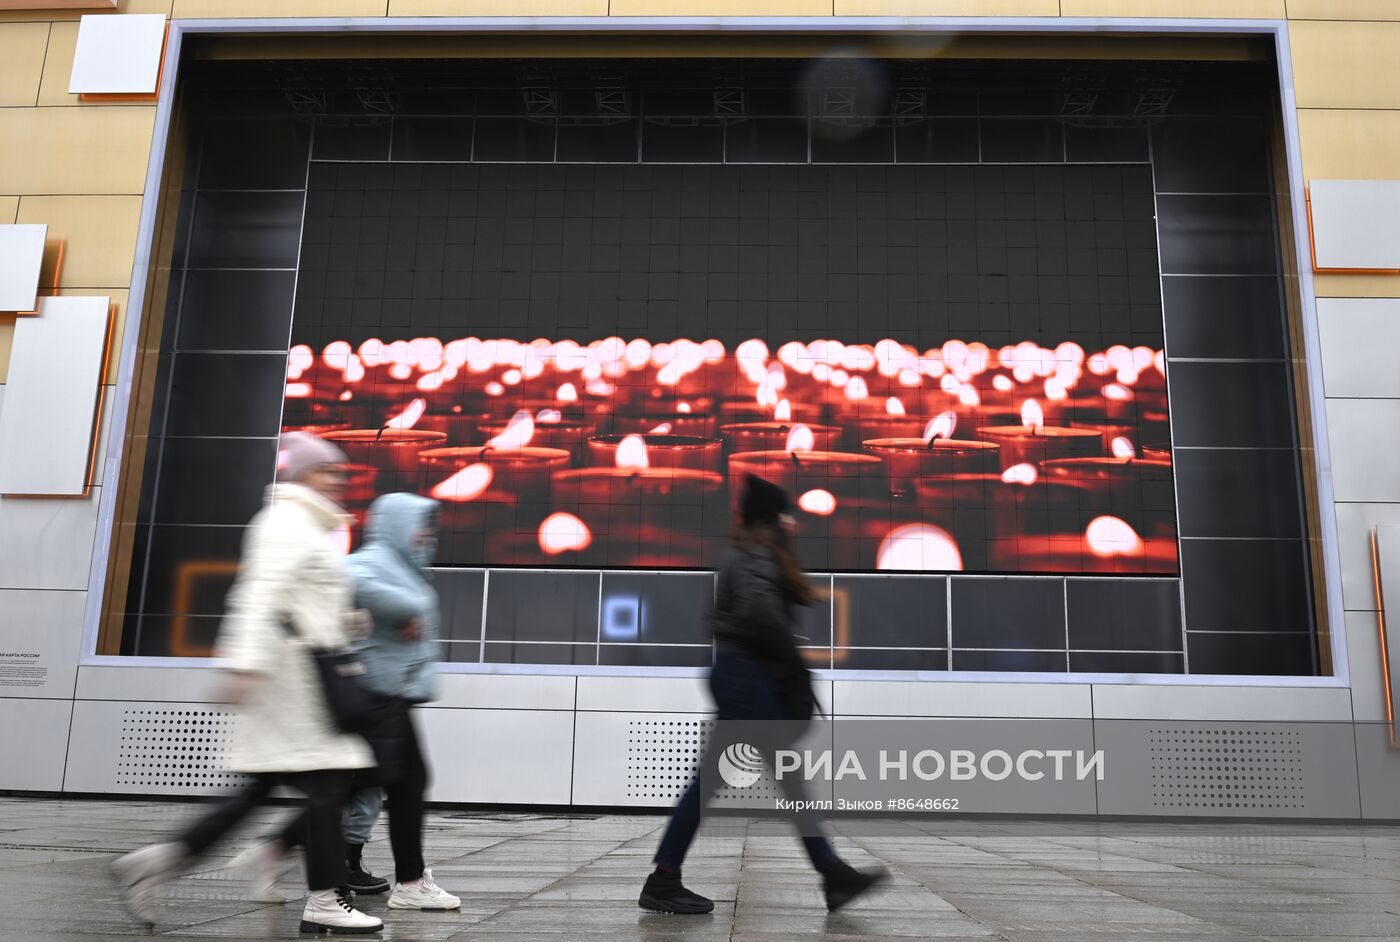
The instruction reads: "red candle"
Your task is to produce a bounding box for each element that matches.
[479,416,594,462]
[862,437,1001,498]
[721,421,842,455]
[420,444,571,502]
[976,400,1100,470]
[587,433,723,473]
[991,530,1178,574]
[321,428,448,475]
[728,449,884,504]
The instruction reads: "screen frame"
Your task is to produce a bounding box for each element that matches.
[80,13,1347,688]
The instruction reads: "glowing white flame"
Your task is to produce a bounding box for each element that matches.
[1085,516,1144,558]
[344,355,365,384]
[486,410,535,448]
[876,524,963,572]
[338,389,353,402]
[844,376,869,401]
[430,463,493,503]
[1111,437,1136,459]
[616,434,649,470]
[798,489,836,516]
[1103,383,1132,401]
[539,512,592,555]
[288,344,314,380]
[677,402,693,414]
[1001,463,1038,485]
[502,369,522,386]
[785,424,815,453]
[993,375,1013,392]
[285,382,313,398]
[650,422,673,434]
[322,340,353,372]
[384,398,427,430]
[923,411,957,442]
[1021,399,1045,430]
[485,382,505,396]
[774,399,792,422]
[958,387,981,407]
[536,409,563,424]
[417,371,444,392]
[886,397,906,417]
[557,382,578,402]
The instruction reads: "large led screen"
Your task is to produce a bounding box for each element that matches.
[288,162,1177,574]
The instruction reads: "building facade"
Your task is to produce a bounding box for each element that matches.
[1,0,1399,816]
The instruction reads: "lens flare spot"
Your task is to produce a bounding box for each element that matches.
[876,524,963,572]
[798,489,837,516]
[539,513,592,555]
[1085,515,1144,558]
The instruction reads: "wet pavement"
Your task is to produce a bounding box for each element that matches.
[4,796,1400,940]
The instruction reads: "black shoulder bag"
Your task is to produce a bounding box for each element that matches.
[281,615,386,735]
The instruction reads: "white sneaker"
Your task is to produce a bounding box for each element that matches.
[299,888,383,934]
[230,840,293,903]
[111,842,182,926]
[387,868,460,911]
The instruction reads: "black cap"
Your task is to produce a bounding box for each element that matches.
[740,474,792,526]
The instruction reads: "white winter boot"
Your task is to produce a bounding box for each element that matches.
[299,887,383,934]
[111,841,183,926]
[387,868,461,911]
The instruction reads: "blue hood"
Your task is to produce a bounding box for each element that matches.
[363,492,439,569]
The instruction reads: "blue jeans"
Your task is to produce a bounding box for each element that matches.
[342,785,382,846]
[653,651,838,873]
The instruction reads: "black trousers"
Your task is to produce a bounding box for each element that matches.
[179,769,354,892]
[283,700,429,884]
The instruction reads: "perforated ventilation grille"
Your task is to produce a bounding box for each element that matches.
[1149,727,1305,811]
[625,719,779,802]
[117,709,248,790]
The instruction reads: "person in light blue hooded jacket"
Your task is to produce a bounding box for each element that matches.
[338,492,461,912]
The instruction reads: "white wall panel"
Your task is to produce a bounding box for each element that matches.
[434,672,575,711]
[0,486,101,590]
[1317,298,1400,400]
[1344,610,1389,723]
[576,675,711,713]
[1310,180,1400,270]
[0,698,71,791]
[1333,502,1400,611]
[1327,398,1400,503]
[68,14,166,96]
[417,707,573,805]
[0,589,85,699]
[0,296,109,496]
[833,680,1092,718]
[74,663,225,703]
[1091,684,1354,722]
[0,224,45,312]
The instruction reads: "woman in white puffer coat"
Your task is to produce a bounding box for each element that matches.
[112,433,382,935]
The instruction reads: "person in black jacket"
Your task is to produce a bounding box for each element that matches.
[638,474,887,915]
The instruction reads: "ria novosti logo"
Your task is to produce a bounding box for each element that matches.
[717,743,766,788]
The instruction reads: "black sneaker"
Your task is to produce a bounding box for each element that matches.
[342,864,389,896]
[822,861,888,912]
[638,868,715,914]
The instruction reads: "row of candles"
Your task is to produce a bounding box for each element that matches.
[283,334,1178,573]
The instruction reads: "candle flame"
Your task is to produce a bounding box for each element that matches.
[774,399,792,422]
[1001,463,1038,485]
[285,382,313,398]
[876,523,963,572]
[650,422,673,434]
[287,344,314,380]
[384,398,427,431]
[502,368,522,386]
[557,382,578,402]
[339,390,353,401]
[1111,436,1136,459]
[885,397,906,417]
[344,355,365,384]
[429,462,494,503]
[798,489,837,516]
[616,434,649,469]
[844,376,869,401]
[485,382,505,396]
[923,411,957,442]
[536,409,563,424]
[539,512,592,555]
[785,424,815,454]
[677,401,692,414]
[993,375,1013,392]
[1021,399,1044,430]
[486,410,535,448]
[322,340,352,372]
[1085,515,1144,558]
[1103,383,1132,401]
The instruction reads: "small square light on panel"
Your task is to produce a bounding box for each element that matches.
[68,14,167,97]
[0,224,47,313]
